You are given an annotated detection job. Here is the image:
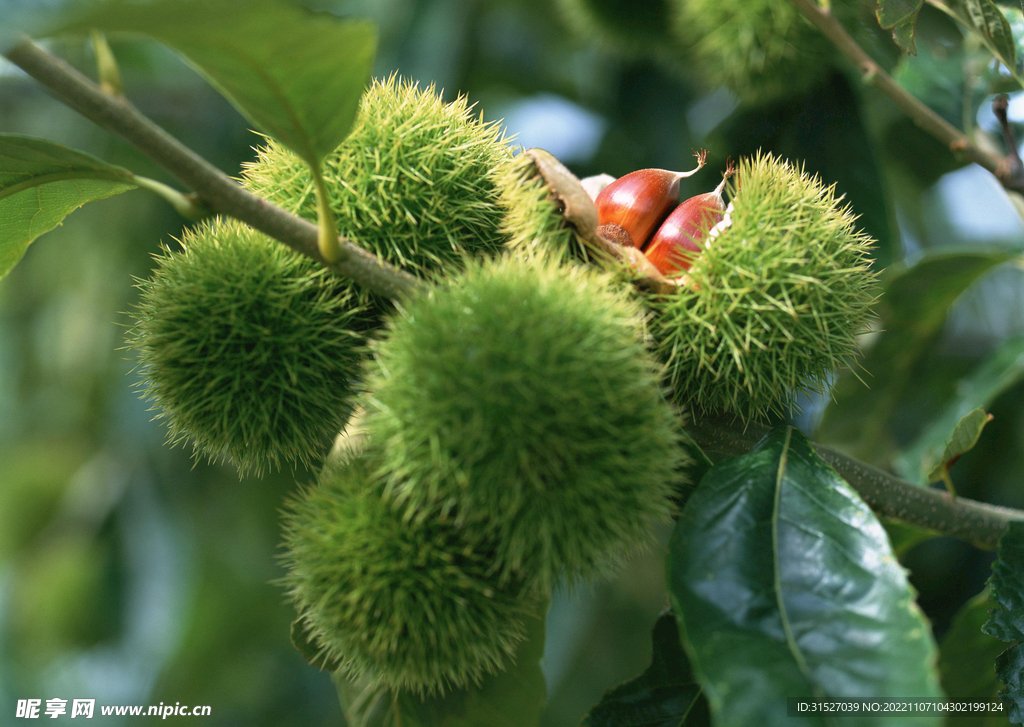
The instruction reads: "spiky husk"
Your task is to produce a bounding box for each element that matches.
[362,253,685,590]
[497,152,590,263]
[647,153,877,420]
[242,75,512,300]
[556,0,685,63]
[127,218,370,475]
[281,450,532,694]
[671,0,845,104]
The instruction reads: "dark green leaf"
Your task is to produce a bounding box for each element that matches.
[983,522,1024,722]
[337,611,546,727]
[817,249,1018,462]
[996,647,1024,722]
[877,0,926,54]
[676,430,714,511]
[939,589,1009,725]
[581,613,709,727]
[953,0,1018,70]
[668,427,943,727]
[0,133,136,280]
[58,0,377,169]
[895,336,1024,484]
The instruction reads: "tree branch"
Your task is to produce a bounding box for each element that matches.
[4,39,423,301]
[788,0,1024,195]
[688,413,1024,550]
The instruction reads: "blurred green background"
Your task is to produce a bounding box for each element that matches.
[2,0,1024,724]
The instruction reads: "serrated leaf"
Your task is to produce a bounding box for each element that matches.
[0,133,136,281]
[939,590,1009,725]
[581,613,709,727]
[878,0,927,54]
[996,647,1024,721]
[57,0,377,169]
[895,336,1024,484]
[818,249,1017,462]
[337,611,546,727]
[953,0,1018,71]
[924,406,993,483]
[982,522,1024,722]
[668,427,943,727]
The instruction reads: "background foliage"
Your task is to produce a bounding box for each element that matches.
[3,0,1024,724]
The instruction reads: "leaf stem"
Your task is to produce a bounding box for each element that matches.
[787,0,1024,194]
[131,175,210,220]
[687,413,1024,550]
[89,29,123,97]
[4,38,423,301]
[312,167,341,263]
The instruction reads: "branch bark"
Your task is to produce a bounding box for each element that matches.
[688,413,1024,550]
[4,39,423,301]
[788,0,1024,194]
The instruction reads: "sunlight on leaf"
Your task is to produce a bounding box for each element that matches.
[0,134,135,281]
[56,0,377,169]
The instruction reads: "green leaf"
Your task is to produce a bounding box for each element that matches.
[668,427,944,727]
[925,406,993,484]
[939,589,1009,725]
[895,336,1024,484]
[58,0,377,169]
[677,430,714,510]
[337,611,546,727]
[982,522,1024,722]
[581,613,709,727]
[877,0,927,54]
[1004,5,1024,72]
[951,0,1018,71]
[0,133,136,281]
[817,249,1018,462]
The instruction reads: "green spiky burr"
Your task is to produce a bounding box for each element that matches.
[362,253,686,590]
[242,74,512,302]
[497,150,592,262]
[647,152,878,421]
[555,0,686,63]
[127,218,371,476]
[670,0,860,104]
[281,449,533,694]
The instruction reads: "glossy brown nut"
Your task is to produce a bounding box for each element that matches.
[594,168,685,249]
[644,192,724,276]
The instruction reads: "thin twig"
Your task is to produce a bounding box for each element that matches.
[4,39,423,301]
[993,95,1024,190]
[688,413,1024,550]
[788,0,1024,195]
